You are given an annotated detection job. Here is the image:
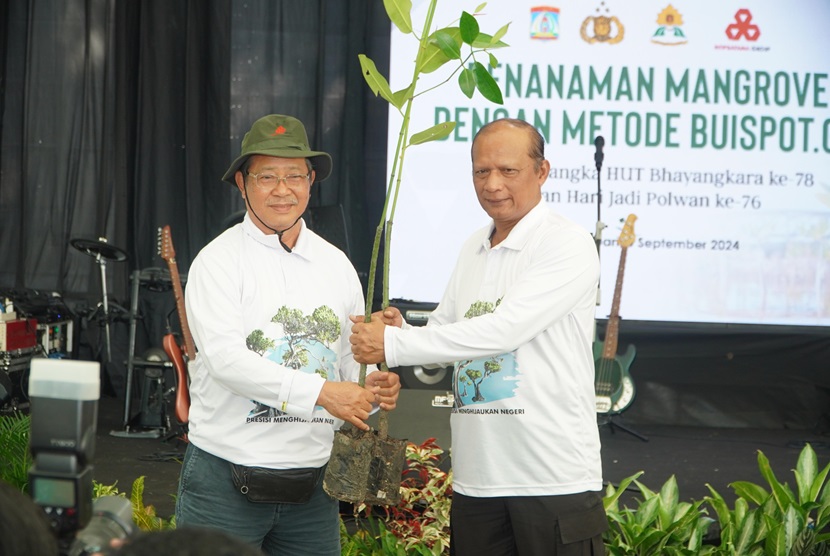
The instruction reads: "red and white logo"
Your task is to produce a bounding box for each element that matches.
[725,9,760,41]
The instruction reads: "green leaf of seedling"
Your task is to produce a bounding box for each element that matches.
[358,54,396,105]
[472,31,509,49]
[409,122,456,145]
[383,0,413,34]
[488,52,498,68]
[491,22,510,44]
[460,11,480,45]
[433,30,462,60]
[391,84,415,109]
[474,2,487,12]
[458,68,475,98]
[416,27,456,74]
[473,61,503,104]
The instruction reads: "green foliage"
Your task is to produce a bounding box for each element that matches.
[128,476,175,531]
[91,476,175,532]
[702,443,830,555]
[92,480,122,498]
[0,412,32,491]
[604,474,716,555]
[602,444,830,555]
[359,0,510,323]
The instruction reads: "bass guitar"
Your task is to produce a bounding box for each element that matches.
[594,214,637,414]
[158,225,195,426]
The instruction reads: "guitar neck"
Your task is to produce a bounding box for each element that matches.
[602,247,628,359]
[167,257,197,360]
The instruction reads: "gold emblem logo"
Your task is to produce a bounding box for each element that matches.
[580,2,624,44]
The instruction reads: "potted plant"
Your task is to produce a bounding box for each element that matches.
[324,0,510,507]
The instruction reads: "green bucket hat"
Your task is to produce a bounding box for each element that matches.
[222,114,332,185]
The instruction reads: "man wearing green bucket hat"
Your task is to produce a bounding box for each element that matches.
[175,114,401,555]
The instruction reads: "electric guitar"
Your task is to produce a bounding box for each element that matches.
[594,214,637,414]
[158,225,195,425]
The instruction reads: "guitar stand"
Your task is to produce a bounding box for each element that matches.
[110,269,173,439]
[599,413,649,442]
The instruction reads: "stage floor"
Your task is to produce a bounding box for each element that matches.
[91,391,830,521]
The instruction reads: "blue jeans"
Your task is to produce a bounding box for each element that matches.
[175,442,340,556]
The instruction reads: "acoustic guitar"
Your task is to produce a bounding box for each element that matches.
[158,225,195,425]
[594,214,637,414]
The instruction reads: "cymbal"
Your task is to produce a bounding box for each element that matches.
[70,237,128,262]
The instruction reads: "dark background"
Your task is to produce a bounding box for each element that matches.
[1,0,828,430]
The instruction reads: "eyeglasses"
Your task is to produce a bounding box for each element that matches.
[248,172,310,189]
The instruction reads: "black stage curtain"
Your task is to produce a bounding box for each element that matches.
[0,0,233,301]
[0,0,388,305]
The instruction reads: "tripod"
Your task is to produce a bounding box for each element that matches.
[598,411,648,442]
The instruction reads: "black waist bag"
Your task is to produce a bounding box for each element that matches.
[230,463,324,504]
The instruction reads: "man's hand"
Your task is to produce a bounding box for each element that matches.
[365,370,401,411]
[376,306,404,327]
[316,382,375,431]
[349,317,387,364]
[349,307,403,365]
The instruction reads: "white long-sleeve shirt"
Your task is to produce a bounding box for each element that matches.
[184,214,364,469]
[385,202,603,497]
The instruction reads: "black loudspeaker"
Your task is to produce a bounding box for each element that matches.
[395,364,453,391]
[137,367,165,429]
[135,348,169,430]
[386,299,454,391]
[369,389,452,455]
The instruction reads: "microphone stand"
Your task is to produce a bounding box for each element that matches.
[593,137,606,318]
[592,138,648,442]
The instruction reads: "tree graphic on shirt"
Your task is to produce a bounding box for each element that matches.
[454,298,504,406]
[246,329,275,355]
[271,306,340,370]
[245,305,341,416]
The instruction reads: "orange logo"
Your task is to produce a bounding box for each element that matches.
[271,126,287,136]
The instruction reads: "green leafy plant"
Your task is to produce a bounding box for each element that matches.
[327,1,509,509]
[704,443,830,555]
[0,411,32,491]
[603,472,716,555]
[385,438,452,553]
[128,475,176,531]
[91,476,174,531]
[360,0,509,324]
[341,518,409,556]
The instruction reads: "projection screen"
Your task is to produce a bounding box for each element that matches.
[385,0,830,327]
